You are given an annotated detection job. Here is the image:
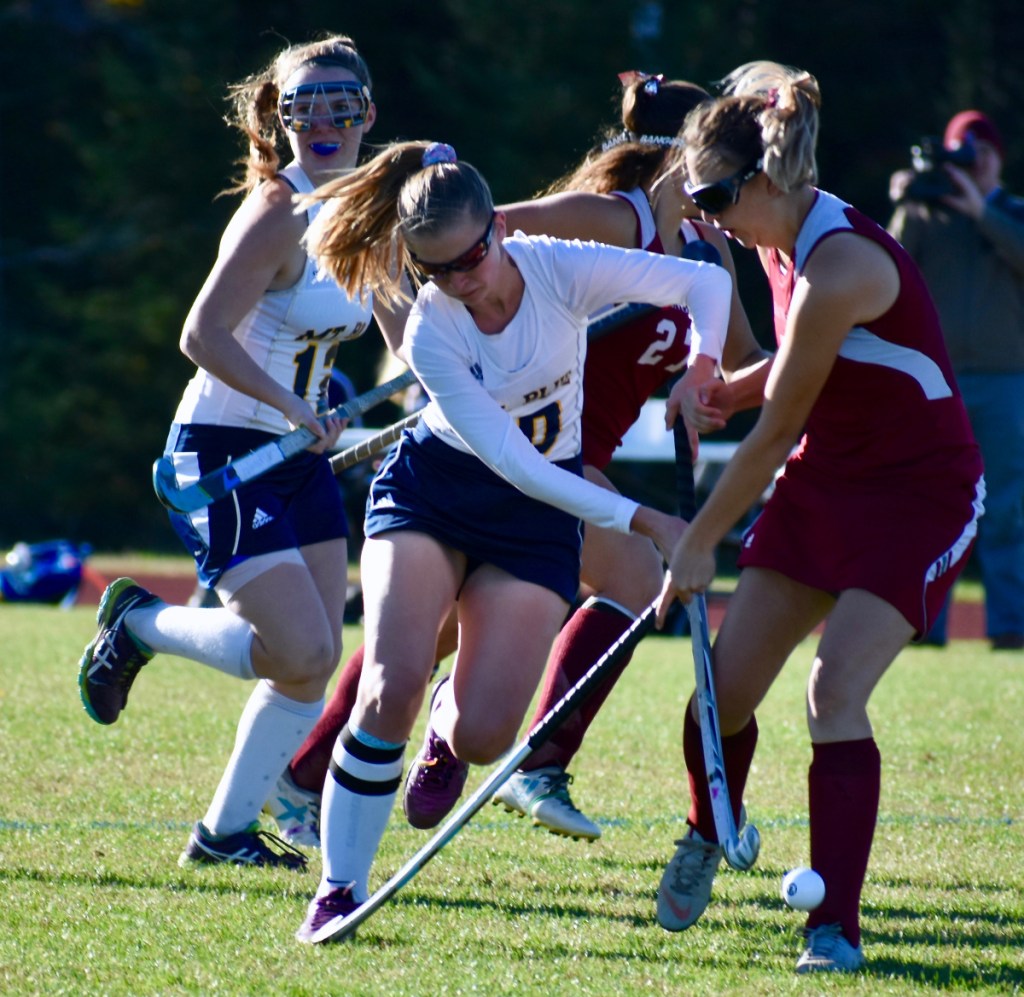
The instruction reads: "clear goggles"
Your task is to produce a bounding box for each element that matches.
[279,80,371,133]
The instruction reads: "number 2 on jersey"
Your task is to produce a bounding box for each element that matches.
[636,317,689,373]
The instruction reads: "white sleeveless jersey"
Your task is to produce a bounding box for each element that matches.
[408,232,731,533]
[173,163,373,435]
[605,186,702,248]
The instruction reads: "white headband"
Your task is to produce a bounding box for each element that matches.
[600,130,686,152]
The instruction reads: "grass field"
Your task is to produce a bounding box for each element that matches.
[1,603,1021,995]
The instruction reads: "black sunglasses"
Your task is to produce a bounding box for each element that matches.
[408,214,496,279]
[684,159,763,215]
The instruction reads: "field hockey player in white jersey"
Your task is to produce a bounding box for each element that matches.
[77,34,408,870]
[290,139,733,940]
[269,71,767,850]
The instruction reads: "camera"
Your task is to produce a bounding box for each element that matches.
[901,134,976,203]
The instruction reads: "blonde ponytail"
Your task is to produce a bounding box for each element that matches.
[721,61,821,191]
[304,139,494,309]
[304,142,429,307]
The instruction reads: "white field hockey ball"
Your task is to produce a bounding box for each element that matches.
[780,867,825,911]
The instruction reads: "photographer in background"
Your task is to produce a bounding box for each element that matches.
[889,111,1024,650]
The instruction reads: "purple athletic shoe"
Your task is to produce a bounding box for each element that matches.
[402,676,469,829]
[295,883,361,944]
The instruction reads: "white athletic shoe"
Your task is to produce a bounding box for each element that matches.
[264,770,321,849]
[492,766,601,841]
[656,828,723,931]
[795,923,865,973]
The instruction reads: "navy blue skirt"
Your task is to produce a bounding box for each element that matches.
[365,421,583,603]
[164,423,348,587]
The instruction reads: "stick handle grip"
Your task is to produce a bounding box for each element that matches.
[272,370,421,459]
[329,413,421,476]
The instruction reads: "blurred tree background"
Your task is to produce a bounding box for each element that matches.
[2,0,1022,551]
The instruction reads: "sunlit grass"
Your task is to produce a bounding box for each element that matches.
[0,602,1020,995]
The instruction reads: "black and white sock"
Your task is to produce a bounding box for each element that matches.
[319,723,405,901]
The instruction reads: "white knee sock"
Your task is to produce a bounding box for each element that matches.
[202,680,324,837]
[126,604,255,680]
[320,724,405,902]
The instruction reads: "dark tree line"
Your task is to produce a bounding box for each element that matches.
[2,0,1021,549]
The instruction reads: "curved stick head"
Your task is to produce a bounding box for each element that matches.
[723,822,761,871]
[304,915,359,945]
[152,457,183,512]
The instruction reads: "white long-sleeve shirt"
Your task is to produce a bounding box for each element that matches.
[407,232,732,534]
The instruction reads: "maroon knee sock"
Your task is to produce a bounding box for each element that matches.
[806,738,881,947]
[523,601,634,771]
[289,645,365,792]
[682,707,758,841]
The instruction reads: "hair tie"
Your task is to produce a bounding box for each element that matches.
[644,74,664,95]
[422,142,457,168]
[617,70,664,95]
[765,87,779,109]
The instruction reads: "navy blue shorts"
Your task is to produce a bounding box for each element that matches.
[164,423,348,587]
[365,421,583,603]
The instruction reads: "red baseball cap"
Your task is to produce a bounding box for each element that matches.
[944,110,1005,158]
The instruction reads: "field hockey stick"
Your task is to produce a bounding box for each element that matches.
[586,239,723,343]
[587,301,657,340]
[152,369,418,513]
[673,413,760,873]
[329,412,421,476]
[306,602,660,945]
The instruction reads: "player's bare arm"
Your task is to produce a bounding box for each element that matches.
[501,191,639,247]
[181,180,328,436]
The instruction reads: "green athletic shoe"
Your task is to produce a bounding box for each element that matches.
[78,577,159,725]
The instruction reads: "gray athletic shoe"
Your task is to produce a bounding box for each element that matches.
[796,923,865,973]
[265,769,321,849]
[656,828,723,931]
[492,766,601,841]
